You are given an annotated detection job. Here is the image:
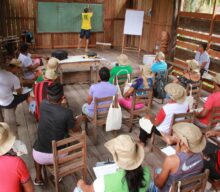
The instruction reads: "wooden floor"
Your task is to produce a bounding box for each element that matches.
[15,48,208,192]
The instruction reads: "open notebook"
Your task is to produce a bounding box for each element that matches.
[93,162,118,178]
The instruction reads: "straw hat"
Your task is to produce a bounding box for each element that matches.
[186,59,200,73]
[105,135,145,170]
[9,59,22,68]
[0,122,16,156]
[173,122,206,153]
[155,51,165,61]
[164,83,186,103]
[212,73,220,85]
[44,69,57,80]
[117,54,131,66]
[47,57,60,70]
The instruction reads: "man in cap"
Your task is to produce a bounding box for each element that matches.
[0,122,34,192]
[195,73,220,129]
[0,59,30,109]
[139,83,189,145]
[153,122,205,191]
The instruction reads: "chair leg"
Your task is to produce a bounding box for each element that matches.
[85,119,88,135]
[93,124,97,145]
[54,177,59,192]
[82,166,87,180]
[128,114,134,132]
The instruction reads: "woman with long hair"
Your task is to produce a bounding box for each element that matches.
[75,135,151,192]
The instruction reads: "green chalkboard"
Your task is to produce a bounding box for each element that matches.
[37,2,103,33]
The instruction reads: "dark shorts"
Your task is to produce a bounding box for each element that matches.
[80,29,91,39]
[0,93,29,109]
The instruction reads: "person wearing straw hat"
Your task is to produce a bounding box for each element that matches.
[139,83,189,146]
[109,54,133,84]
[195,73,220,129]
[172,59,201,88]
[75,135,151,192]
[0,59,31,110]
[35,57,59,83]
[152,122,205,192]
[32,58,60,121]
[0,122,34,192]
[151,51,167,73]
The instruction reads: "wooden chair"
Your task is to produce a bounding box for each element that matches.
[123,88,153,132]
[85,96,114,144]
[151,112,195,157]
[186,82,202,110]
[170,169,209,192]
[44,131,87,192]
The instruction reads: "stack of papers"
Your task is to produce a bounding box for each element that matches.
[93,163,118,178]
[161,146,176,156]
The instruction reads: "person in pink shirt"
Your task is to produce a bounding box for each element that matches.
[195,73,220,128]
[0,122,34,192]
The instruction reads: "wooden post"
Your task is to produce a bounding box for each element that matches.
[208,0,217,48]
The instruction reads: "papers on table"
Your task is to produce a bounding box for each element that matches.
[93,162,118,178]
[139,118,153,134]
[22,87,32,94]
[161,146,176,156]
[59,55,106,64]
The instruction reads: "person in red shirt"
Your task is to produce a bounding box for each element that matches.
[195,73,220,128]
[0,122,34,192]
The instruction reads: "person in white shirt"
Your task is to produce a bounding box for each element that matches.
[0,59,30,109]
[18,43,40,80]
[195,43,210,75]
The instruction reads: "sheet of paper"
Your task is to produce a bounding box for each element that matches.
[200,97,208,103]
[59,55,106,64]
[93,163,118,178]
[161,146,176,156]
[22,87,32,94]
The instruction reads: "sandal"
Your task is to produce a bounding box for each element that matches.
[34,179,44,186]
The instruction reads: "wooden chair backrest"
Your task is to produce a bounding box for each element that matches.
[208,106,220,129]
[131,88,153,112]
[52,131,86,179]
[186,82,202,109]
[94,96,114,120]
[170,169,209,192]
[114,73,130,90]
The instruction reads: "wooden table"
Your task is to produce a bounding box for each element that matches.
[58,55,104,85]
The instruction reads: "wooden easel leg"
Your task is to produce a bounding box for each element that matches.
[122,35,125,54]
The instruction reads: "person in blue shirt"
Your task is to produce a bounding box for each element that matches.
[151,52,167,73]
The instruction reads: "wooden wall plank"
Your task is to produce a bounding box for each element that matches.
[179,12,212,20]
[177,28,209,41]
[176,40,198,51]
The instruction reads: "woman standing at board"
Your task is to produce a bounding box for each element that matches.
[78,7,93,52]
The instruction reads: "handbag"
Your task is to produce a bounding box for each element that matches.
[106,96,122,132]
[186,84,194,111]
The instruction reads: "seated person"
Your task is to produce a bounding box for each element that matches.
[195,43,210,76]
[172,59,201,88]
[119,65,153,110]
[203,130,220,180]
[82,67,117,118]
[152,122,205,192]
[35,57,59,83]
[0,59,30,110]
[109,54,133,84]
[32,82,78,185]
[151,51,167,73]
[195,73,220,129]
[0,122,34,192]
[75,135,151,192]
[18,43,41,80]
[124,65,153,97]
[33,58,59,121]
[139,83,189,146]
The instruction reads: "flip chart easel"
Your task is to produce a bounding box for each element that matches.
[122,9,145,59]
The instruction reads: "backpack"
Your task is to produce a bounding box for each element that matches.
[153,71,167,99]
